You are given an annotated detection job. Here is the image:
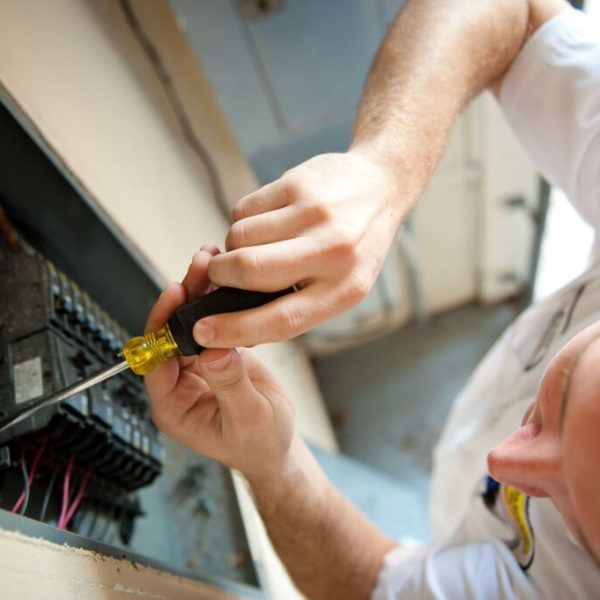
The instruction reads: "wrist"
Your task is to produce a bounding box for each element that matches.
[244,435,330,519]
[348,135,432,208]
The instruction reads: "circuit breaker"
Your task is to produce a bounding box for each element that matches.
[0,240,163,541]
[0,95,257,592]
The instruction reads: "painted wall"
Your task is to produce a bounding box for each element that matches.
[0,0,335,596]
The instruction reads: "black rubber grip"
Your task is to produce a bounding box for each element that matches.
[167,286,295,355]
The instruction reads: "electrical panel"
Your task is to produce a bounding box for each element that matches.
[0,97,258,593]
[0,240,163,541]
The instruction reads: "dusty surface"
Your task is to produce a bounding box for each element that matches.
[0,527,239,599]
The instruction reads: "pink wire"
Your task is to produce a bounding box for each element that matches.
[11,439,47,514]
[57,454,75,529]
[61,469,92,530]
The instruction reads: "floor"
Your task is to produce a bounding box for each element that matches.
[313,301,521,539]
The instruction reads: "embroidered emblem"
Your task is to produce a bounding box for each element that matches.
[482,477,535,570]
[501,485,535,569]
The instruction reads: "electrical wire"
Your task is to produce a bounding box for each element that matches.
[58,454,75,529]
[97,513,113,544]
[12,452,30,517]
[39,462,60,522]
[84,507,99,538]
[117,0,231,222]
[11,439,47,515]
[71,504,89,533]
[61,469,92,530]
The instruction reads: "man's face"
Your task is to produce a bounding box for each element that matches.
[487,321,600,563]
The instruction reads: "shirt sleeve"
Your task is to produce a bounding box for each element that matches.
[371,539,535,599]
[500,8,600,231]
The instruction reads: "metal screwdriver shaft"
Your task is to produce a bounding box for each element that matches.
[0,360,129,433]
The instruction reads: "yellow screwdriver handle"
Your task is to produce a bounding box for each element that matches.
[122,286,295,375]
[122,326,180,375]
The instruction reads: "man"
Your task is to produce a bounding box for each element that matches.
[146,0,600,597]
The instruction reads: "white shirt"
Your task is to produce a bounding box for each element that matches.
[373,8,600,599]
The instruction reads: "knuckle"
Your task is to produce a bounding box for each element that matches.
[235,251,263,286]
[277,303,305,339]
[343,271,371,305]
[280,176,303,203]
[206,258,222,284]
[226,221,247,250]
[215,370,244,392]
[326,227,358,262]
[232,196,251,221]
[303,201,332,225]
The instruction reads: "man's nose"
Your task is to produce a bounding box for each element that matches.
[486,423,562,497]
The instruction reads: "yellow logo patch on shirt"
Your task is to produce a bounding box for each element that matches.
[501,485,535,569]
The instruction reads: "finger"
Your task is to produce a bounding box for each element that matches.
[200,243,221,256]
[225,205,318,251]
[145,282,187,333]
[144,283,188,397]
[181,249,215,300]
[207,238,320,292]
[193,284,333,348]
[232,178,296,221]
[146,361,212,433]
[199,348,267,423]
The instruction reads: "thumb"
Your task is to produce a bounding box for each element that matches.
[199,348,266,421]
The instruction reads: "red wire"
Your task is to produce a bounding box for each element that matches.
[61,469,92,530]
[58,454,75,528]
[11,438,47,514]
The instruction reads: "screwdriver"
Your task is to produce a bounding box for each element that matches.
[0,286,294,433]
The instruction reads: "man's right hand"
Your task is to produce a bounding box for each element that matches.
[193,150,413,349]
[191,0,533,353]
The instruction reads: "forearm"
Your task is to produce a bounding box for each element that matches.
[246,437,396,600]
[351,0,530,193]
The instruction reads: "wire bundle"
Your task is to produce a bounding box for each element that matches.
[57,454,92,530]
[11,438,47,515]
[9,442,92,530]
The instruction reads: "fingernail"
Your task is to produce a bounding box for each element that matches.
[203,350,232,371]
[194,320,215,345]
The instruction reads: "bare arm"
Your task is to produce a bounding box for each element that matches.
[196,0,565,350]
[353,0,568,163]
[144,255,395,600]
[247,438,396,600]
[351,0,530,185]
[152,2,572,598]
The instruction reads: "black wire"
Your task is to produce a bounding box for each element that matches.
[39,463,60,522]
[117,0,231,222]
[71,502,88,533]
[97,513,112,544]
[18,451,30,516]
[85,509,99,539]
